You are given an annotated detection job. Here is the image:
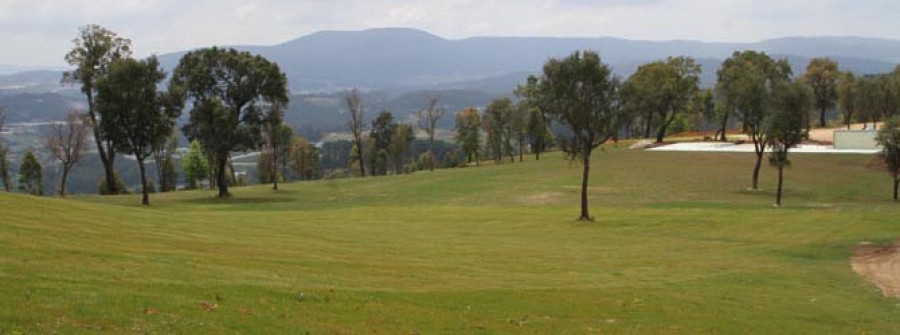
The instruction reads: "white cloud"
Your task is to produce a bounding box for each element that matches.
[0,0,898,66]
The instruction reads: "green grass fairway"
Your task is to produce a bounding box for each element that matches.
[2,148,900,333]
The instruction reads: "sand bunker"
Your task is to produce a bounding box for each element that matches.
[852,242,900,298]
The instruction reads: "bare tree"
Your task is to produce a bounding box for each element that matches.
[419,97,445,172]
[346,88,366,177]
[43,111,90,196]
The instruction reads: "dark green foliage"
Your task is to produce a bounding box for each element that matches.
[622,56,701,142]
[171,47,289,197]
[454,108,482,166]
[96,56,181,205]
[877,117,900,201]
[17,151,43,196]
[536,50,624,221]
[717,50,792,190]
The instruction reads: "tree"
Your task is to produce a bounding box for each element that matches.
[484,98,513,163]
[262,105,293,190]
[0,108,9,191]
[717,51,792,191]
[517,75,551,160]
[877,117,900,201]
[418,97,445,171]
[623,56,701,143]
[96,57,181,205]
[183,140,209,190]
[389,123,415,173]
[536,50,624,221]
[43,111,90,196]
[858,76,884,129]
[837,72,861,129]
[768,81,813,207]
[63,24,132,195]
[290,137,321,181]
[17,151,43,196]
[153,132,179,192]
[454,108,482,166]
[369,110,396,176]
[510,101,529,162]
[801,58,840,128]
[171,47,289,197]
[345,88,367,177]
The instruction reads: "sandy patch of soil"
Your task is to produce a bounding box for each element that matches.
[852,241,900,298]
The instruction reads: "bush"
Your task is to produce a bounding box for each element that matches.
[98,173,129,195]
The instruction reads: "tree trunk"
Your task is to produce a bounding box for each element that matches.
[357,138,366,177]
[643,113,654,139]
[776,165,784,207]
[216,155,229,198]
[655,127,666,143]
[519,139,524,162]
[86,93,119,195]
[719,113,730,142]
[138,158,149,206]
[59,166,70,197]
[752,152,763,191]
[819,107,827,128]
[272,149,279,190]
[579,148,593,222]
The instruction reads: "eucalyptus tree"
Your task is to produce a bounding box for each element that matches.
[389,123,415,173]
[801,58,840,128]
[717,51,792,191]
[537,50,624,221]
[261,105,292,189]
[170,47,289,197]
[517,75,551,160]
[837,72,860,129]
[484,98,513,163]
[454,108,482,166]
[623,56,701,143]
[768,81,813,207]
[96,57,181,205]
[63,25,132,195]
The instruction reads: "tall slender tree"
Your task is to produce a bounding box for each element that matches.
[43,111,90,197]
[717,51,792,191]
[152,132,179,192]
[389,123,415,173]
[419,97,445,171]
[837,72,860,129]
[801,58,840,128]
[96,57,181,205]
[537,50,624,221]
[768,81,813,207]
[62,25,132,195]
[171,47,289,197]
[484,98,513,163]
[454,108,482,166]
[262,105,292,190]
[345,88,366,177]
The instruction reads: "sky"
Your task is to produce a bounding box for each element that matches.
[0,0,898,67]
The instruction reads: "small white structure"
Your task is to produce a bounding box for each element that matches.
[834,130,878,150]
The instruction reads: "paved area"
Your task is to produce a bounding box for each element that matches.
[647,142,879,154]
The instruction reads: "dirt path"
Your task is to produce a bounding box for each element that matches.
[852,242,900,298]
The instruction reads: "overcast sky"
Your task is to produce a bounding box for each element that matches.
[1,0,898,67]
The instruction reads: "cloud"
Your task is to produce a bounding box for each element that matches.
[0,0,898,66]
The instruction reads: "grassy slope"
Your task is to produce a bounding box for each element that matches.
[2,148,900,334]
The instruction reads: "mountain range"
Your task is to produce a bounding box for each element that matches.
[1,28,899,125]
